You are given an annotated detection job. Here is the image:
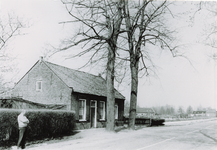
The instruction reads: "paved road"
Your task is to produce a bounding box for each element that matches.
[24,118,217,150]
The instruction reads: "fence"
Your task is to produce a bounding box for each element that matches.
[124,117,165,126]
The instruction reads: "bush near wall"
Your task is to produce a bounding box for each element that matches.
[0,109,75,147]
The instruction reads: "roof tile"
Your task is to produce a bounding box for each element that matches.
[45,61,125,99]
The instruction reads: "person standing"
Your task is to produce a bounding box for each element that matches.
[17,110,29,149]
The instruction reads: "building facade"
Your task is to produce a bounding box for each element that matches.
[12,57,125,129]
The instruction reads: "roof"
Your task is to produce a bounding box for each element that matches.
[44,61,125,100]
[137,108,155,113]
[0,98,67,110]
[193,111,206,114]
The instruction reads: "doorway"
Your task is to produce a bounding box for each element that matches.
[90,100,97,128]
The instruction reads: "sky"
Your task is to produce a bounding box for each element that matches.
[0,0,216,111]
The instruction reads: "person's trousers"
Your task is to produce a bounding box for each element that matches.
[17,127,27,149]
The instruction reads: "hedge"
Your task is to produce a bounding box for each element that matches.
[0,109,75,147]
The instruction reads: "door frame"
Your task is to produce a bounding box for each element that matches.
[90,100,97,128]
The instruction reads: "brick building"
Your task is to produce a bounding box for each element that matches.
[12,57,125,128]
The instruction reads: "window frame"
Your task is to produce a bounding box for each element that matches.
[99,101,105,120]
[36,81,42,92]
[79,99,86,121]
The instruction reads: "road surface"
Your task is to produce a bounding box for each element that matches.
[22,118,217,150]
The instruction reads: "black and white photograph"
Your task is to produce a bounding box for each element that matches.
[0,0,216,150]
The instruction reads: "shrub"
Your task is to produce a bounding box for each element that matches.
[0,109,75,147]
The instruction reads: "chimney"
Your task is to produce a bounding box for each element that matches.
[39,56,43,62]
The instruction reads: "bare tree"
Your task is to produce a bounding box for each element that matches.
[60,0,123,131]
[0,13,24,54]
[152,105,175,115]
[177,106,185,114]
[200,2,216,49]
[122,0,177,129]
[59,0,181,130]
[189,1,217,58]
[160,106,166,115]
[0,13,26,92]
[186,105,193,115]
[197,105,206,111]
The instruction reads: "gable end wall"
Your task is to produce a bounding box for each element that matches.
[13,61,72,110]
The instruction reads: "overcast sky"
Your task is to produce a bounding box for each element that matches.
[0,0,216,110]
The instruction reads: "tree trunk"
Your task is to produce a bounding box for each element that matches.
[105,0,123,132]
[106,46,115,131]
[128,60,139,130]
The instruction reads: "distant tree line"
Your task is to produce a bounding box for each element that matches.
[153,105,213,115]
[124,101,214,117]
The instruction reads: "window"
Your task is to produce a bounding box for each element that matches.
[36,81,42,91]
[99,101,105,120]
[79,99,86,121]
[115,104,118,119]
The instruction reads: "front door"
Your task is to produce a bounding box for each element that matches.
[90,100,97,128]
